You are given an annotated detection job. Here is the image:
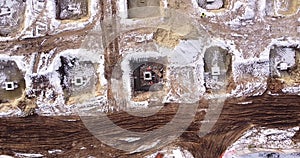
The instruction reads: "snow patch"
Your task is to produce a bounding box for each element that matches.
[15,153,43,158]
[223,126,300,158]
[0,155,14,158]
[119,137,141,142]
[48,149,63,154]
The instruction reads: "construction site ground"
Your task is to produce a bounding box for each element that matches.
[0,0,300,157]
[0,94,299,157]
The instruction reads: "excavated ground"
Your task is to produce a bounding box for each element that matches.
[0,94,299,158]
[0,0,299,158]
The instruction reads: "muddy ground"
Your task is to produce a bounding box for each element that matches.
[0,94,299,158]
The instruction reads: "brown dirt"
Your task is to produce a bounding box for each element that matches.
[267,78,285,93]
[153,28,182,48]
[0,20,96,56]
[0,94,299,158]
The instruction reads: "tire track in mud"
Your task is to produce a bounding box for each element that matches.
[0,94,299,158]
[178,94,300,158]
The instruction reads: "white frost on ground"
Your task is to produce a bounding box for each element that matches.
[14,153,44,158]
[222,126,300,158]
[48,149,63,154]
[33,50,65,115]
[282,87,300,95]
[117,0,128,19]
[37,50,56,72]
[231,60,269,97]
[145,146,194,158]
[0,155,14,158]
[80,147,87,150]
[0,55,28,72]
[118,137,141,143]
[35,72,71,116]
[0,108,23,117]
[76,96,109,116]
[55,49,103,64]
[237,101,253,105]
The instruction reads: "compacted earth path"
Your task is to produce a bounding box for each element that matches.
[0,94,299,158]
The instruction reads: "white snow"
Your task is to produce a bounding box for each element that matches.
[162,0,168,8]
[282,87,300,94]
[117,0,128,19]
[0,55,28,72]
[0,108,23,117]
[231,61,269,97]
[77,96,109,115]
[0,155,14,158]
[80,147,87,150]
[118,137,141,142]
[15,153,44,158]
[237,101,253,105]
[48,149,63,154]
[222,126,300,158]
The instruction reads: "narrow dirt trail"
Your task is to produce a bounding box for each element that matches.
[0,22,96,56]
[0,94,298,158]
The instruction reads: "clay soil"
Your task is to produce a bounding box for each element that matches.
[0,94,299,158]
